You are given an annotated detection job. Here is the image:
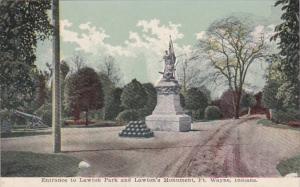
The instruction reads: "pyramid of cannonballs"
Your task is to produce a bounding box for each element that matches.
[119,120,154,138]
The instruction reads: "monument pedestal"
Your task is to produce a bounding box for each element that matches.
[146,79,191,132]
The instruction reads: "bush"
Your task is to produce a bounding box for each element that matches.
[192,109,205,120]
[204,106,222,120]
[12,115,26,126]
[116,109,140,122]
[36,104,52,126]
[272,109,300,124]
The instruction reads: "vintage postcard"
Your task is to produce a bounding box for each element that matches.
[0,0,299,187]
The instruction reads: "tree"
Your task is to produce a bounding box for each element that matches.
[198,16,268,119]
[71,54,85,72]
[0,0,52,111]
[60,60,70,80]
[99,72,115,120]
[60,60,70,117]
[121,79,147,110]
[99,56,122,86]
[262,80,281,109]
[240,93,257,115]
[219,89,237,118]
[139,83,157,117]
[104,88,123,120]
[271,0,299,109]
[0,61,35,110]
[185,87,209,119]
[176,56,206,94]
[34,70,49,110]
[64,67,104,126]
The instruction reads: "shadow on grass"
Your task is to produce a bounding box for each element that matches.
[189,129,208,132]
[1,151,80,177]
[62,121,124,128]
[1,131,51,138]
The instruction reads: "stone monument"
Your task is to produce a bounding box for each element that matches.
[145,37,191,132]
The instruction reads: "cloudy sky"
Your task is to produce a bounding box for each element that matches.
[36,0,281,97]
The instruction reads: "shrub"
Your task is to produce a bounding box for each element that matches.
[116,109,140,122]
[35,104,52,126]
[12,115,26,126]
[205,106,222,120]
[192,109,205,120]
[272,109,300,124]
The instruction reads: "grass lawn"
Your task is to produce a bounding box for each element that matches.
[1,129,51,138]
[63,120,124,128]
[276,155,300,176]
[1,151,81,177]
[257,119,300,131]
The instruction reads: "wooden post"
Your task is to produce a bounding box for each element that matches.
[52,0,61,153]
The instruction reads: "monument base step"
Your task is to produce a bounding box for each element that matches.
[145,114,191,132]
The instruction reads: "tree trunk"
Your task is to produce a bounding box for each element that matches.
[52,0,61,153]
[248,107,251,116]
[85,110,88,126]
[74,104,80,121]
[234,91,241,119]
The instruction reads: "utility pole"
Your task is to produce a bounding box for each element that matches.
[52,0,61,153]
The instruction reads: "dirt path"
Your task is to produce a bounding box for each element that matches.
[170,118,252,177]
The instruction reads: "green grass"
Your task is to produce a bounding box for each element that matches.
[1,151,81,177]
[257,119,274,126]
[276,155,300,176]
[1,130,51,138]
[63,120,123,128]
[257,119,300,131]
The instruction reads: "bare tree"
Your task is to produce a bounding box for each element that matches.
[71,54,85,72]
[197,16,268,119]
[99,56,122,86]
[176,54,209,94]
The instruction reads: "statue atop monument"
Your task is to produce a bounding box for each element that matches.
[159,36,176,81]
[147,35,191,132]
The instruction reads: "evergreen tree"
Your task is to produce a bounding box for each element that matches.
[140,83,157,116]
[185,87,209,119]
[271,0,299,109]
[121,79,147,110]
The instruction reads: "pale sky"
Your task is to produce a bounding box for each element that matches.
[36,0,281,97]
